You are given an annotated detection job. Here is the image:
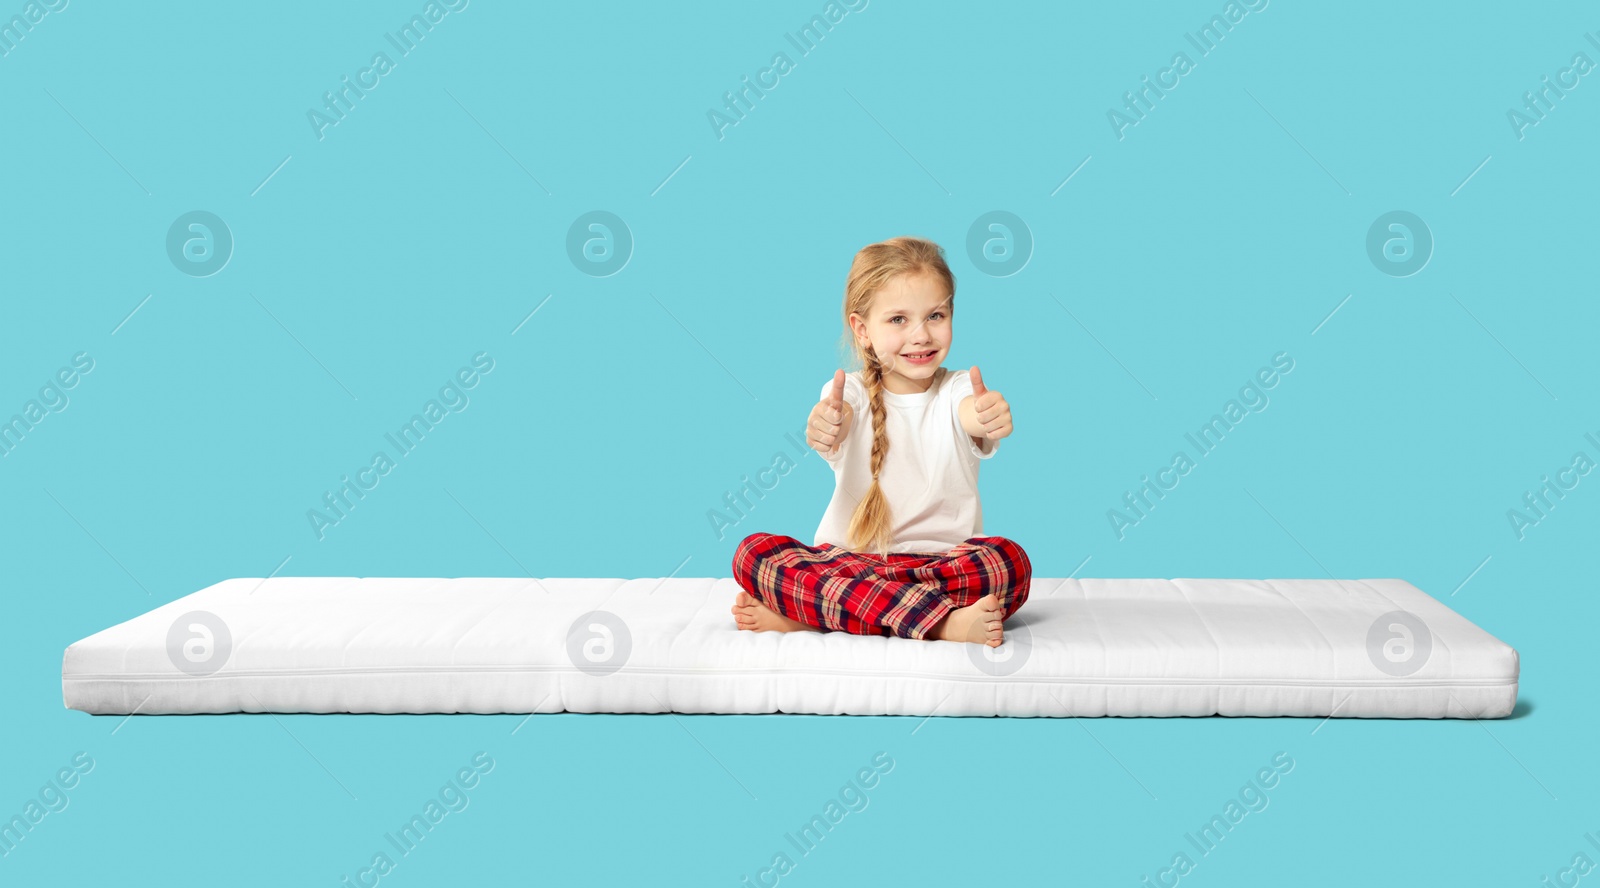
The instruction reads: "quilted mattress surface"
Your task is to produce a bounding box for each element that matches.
[60,576,1519,718]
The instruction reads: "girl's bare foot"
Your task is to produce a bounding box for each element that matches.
[933,592,1005,646]
[731,591,822,634]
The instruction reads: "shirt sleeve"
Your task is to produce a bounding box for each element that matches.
[818,373,866,463]
[948,368,1000,460]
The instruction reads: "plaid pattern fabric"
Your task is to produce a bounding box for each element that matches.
[731,533,1032,640]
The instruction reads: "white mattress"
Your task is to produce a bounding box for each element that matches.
[61,576,1519,718]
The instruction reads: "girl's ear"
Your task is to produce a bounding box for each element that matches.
[844,315,870,345]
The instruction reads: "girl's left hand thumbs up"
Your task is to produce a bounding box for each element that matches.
[970,366,1012,440]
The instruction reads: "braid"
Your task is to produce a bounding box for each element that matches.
[845,347,894,556]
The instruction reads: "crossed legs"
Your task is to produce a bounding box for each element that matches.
[730,533,1032,646]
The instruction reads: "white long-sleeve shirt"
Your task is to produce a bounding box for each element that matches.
[814,366,998,555]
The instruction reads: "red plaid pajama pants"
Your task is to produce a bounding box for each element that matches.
[731,532,1032,640]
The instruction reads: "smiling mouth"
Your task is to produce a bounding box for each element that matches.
[902,350,937,359]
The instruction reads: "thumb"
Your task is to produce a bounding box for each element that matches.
[830,369,846,407]
[970,365,987,397]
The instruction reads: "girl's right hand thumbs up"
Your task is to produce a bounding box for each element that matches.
[808,369,855,456]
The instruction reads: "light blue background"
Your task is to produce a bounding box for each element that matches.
[3,1,1593,884]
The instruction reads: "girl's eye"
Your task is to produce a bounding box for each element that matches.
[889,316,904,324]
[930,312,946,320]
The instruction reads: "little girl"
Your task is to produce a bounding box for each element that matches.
[730,235,1031,646]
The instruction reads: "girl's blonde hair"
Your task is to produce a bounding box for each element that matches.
[838,236,957,556]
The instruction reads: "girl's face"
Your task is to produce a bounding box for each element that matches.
[848,272,952,394]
